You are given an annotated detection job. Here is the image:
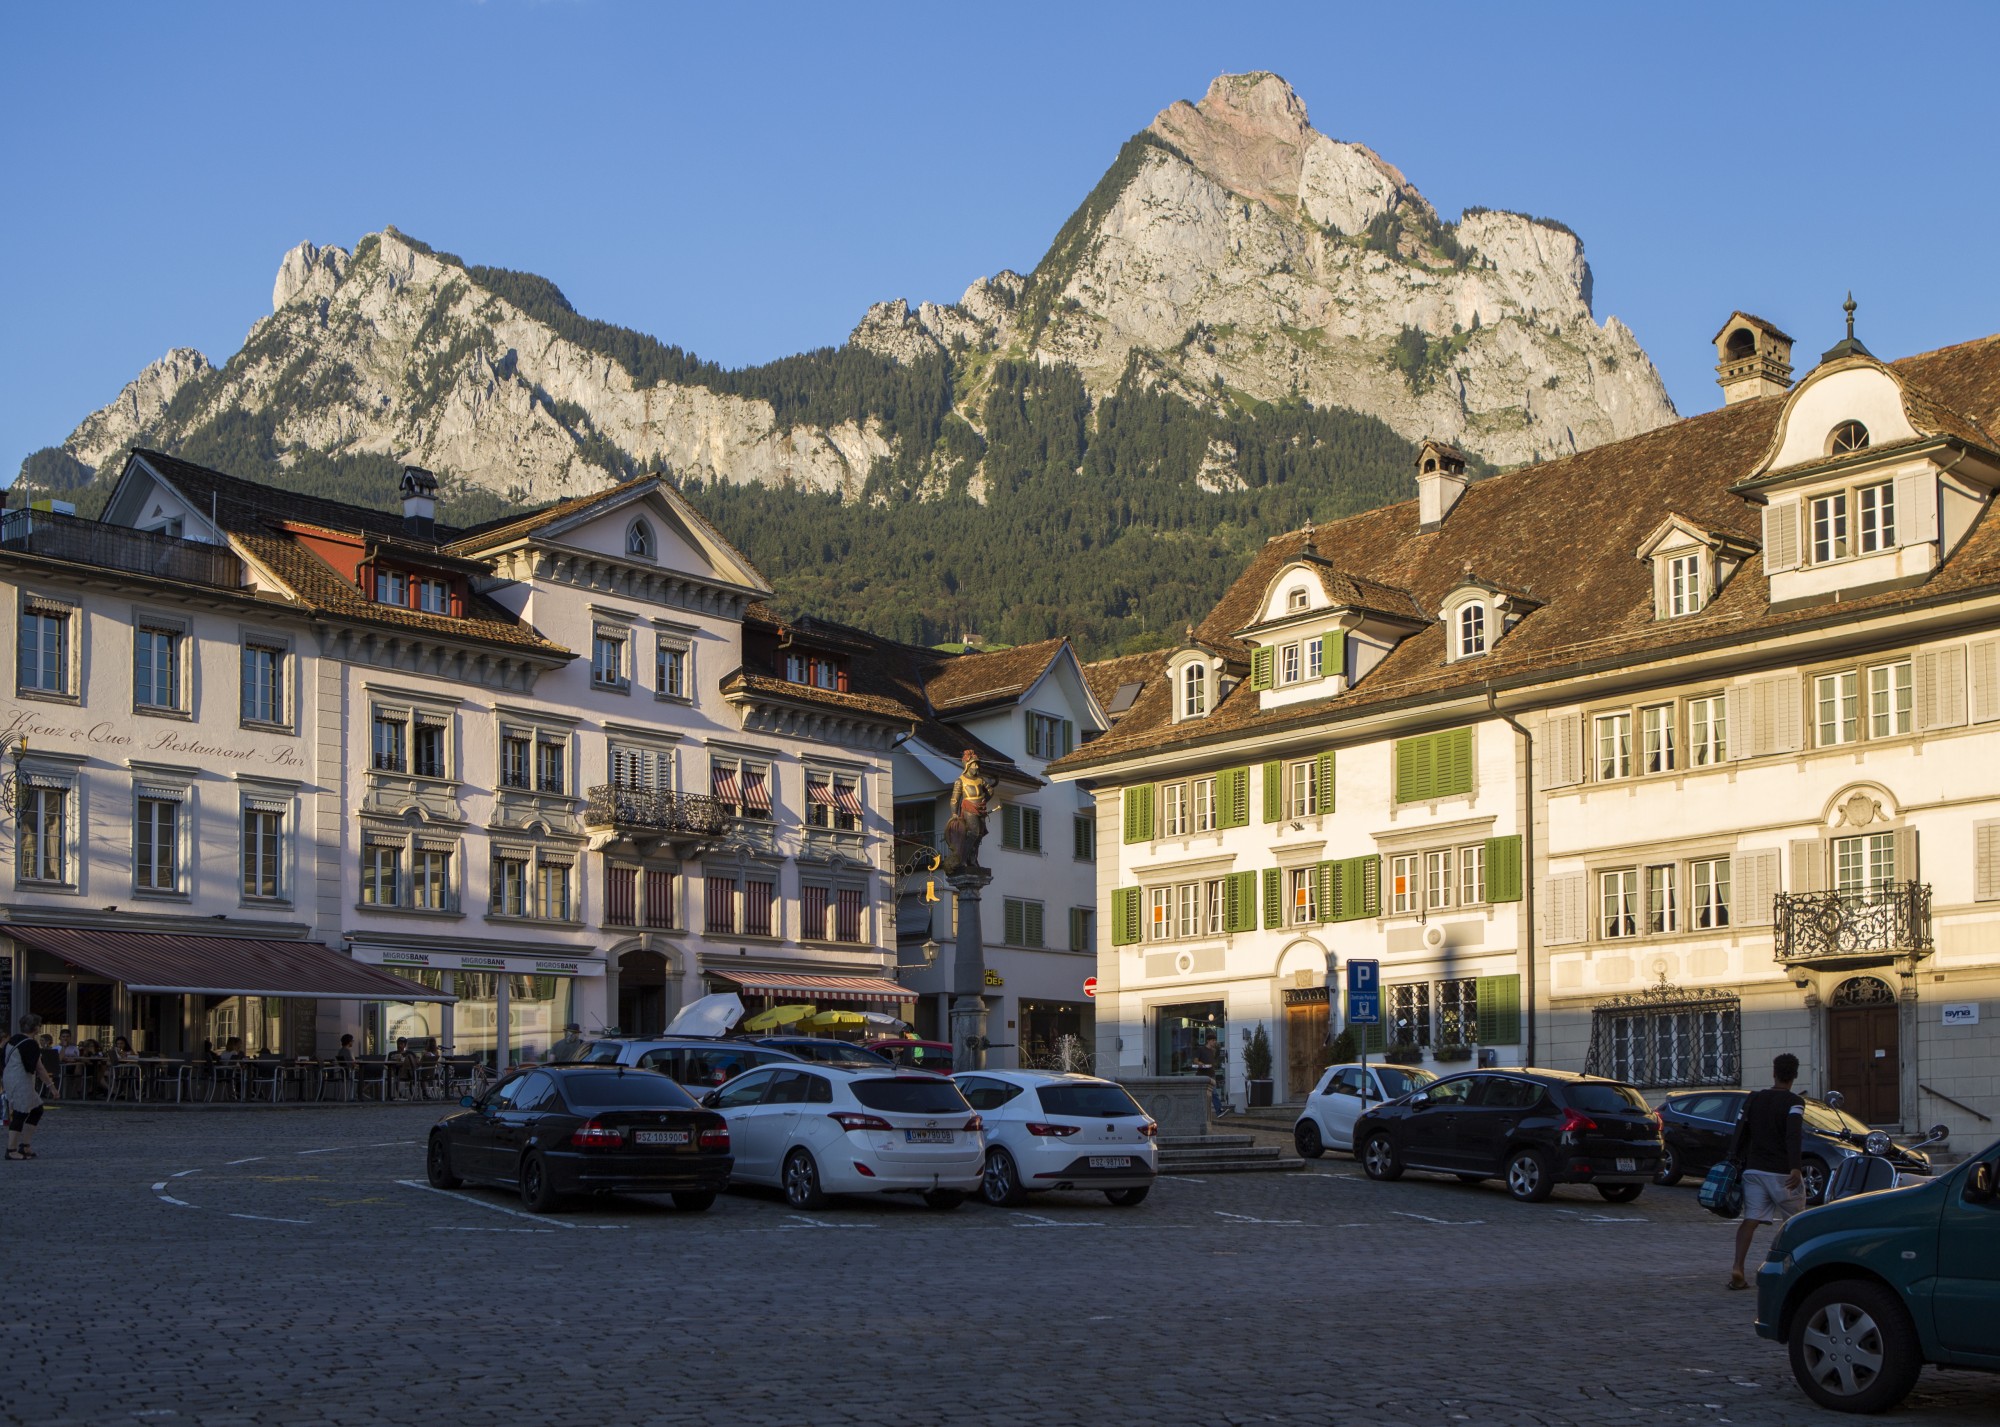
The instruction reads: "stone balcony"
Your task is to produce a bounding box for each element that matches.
[582,785,732,854]
[1773,883,1934,971]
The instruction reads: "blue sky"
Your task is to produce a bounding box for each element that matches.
[5,1,1997,481]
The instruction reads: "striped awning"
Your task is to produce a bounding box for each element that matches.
[3,926,455,1001]
[833,782,864,817]
[713,971,911,1005]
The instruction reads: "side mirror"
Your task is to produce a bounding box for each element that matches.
[459,1096,476,1109]
[701,1091,721,1109]
[1968,1161,1996,1204]
[1410,1092,1431,1109]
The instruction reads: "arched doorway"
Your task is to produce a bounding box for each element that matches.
[1827,975,1900,1124]
[617,950,671,1037]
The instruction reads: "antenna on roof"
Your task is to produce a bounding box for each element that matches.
[1844,290,1857,341]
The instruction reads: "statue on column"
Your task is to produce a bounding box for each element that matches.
[943,749,999,872]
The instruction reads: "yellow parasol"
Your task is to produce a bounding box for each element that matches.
[805,1009,868,1030]
[742,1003,817,1032]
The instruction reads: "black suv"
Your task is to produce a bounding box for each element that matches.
[1353,1067,1663,1203]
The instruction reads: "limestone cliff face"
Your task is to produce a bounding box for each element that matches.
[854,72,1675,464]
[66,348,213,472]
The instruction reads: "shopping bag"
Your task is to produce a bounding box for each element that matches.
[1699,1159,1744,1219]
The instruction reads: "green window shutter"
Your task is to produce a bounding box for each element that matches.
[1004,899,1024,946]
[1333,855,1379,921]
[1022,807,1042,852]
[1476,974,1522,1045]
[1250,646,1274,690]
[1361,1018,1386,1053]
[1024,709,1036,752]
[1001,804,1022,850]
[1485,835,1523,903]
[1061,719,1075,756]
[1111,887,1141,945]
[1315,861,1334,922]
[1394,735,1431,804]
[1437,727,1475,797]
[1224,870,1258,933]
[1314,750,1336,815]
[1024,902,1043,948]
[1122,785,1154,844]
[1262,867,1283,929]
[1321,630,1346,681]
[1217,767,1249,829]
[1359,855,1380,916]
[1262,761,1283,822]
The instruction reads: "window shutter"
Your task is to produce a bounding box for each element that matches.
[1315,861,1334,922]
[1262,867,1283,929]
[1262,761,1283,822]
[1361,1019,1386,1053]
[1002,804,1022,850]
[1224,870,1258,932]
[1112,887,1142,945]
[1733,849,1780,926]
[1024,901,1043,948]
[1217,767,1250,829]
[1321,631,1346,682]
[1895,472,1938,545]
[1475,975,1522,1045]
[1485,835,1523,903]
[1004,898,1024,946]
[1024,709,1037,753]
[1914,647,1967,731]
[1358,855,1380,917]
[1542,713,1583,789]
[1763,498,1801,574]
[1971,638,2000,724]
[1974,821,2000,902]
[1121,785,1154,844]
[1394,735,1432,804]
[1790,838,1825,895]
[1544,873,1586,944]
[1741,677,1800,757]
[1331,856,1378,922]
[1314,750,1336,814]
[1250,646,1274,690]
[1891,827,1918,884]
[1436,728,1474,797]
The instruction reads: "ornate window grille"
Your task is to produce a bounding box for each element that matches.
[1584,982,1741,1088]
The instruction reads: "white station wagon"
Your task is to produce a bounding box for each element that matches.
[954,1070,1158,1207]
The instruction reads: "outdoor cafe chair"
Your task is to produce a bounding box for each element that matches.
[206,1062,246,1103]
[149,1059,194,1104]
[355,1060,393,1103]
[106,1061,143,1103]
[316,1062,354,1102]
[55,1059,89,1101]
[249,1059,287,1103]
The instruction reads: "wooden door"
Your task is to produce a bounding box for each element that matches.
[1828,1005,1901,1124]
[1286,1002,1328,1101]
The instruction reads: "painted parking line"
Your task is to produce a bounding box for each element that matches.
[225,1156,264,1166]
[1012,1211,1103,1228]
[779,1214,877,1231]
[1392,1210,1485,1226]
[395,1178,626,1230]
[1214,1210,1303,1226]
[228,1212,311,1225]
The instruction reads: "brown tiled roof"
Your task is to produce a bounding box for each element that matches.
[922,637,1070,712]
[133,449,458,541]
[1054,333,2000,774]
[445,483,638,553]
[1082,650,1163,725]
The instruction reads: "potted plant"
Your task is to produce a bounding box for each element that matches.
[1245,1024,1274,1107]
[1328,1028,1358,1065]
[1384,1038,1425,1066]
[1432,1041,1473,1064]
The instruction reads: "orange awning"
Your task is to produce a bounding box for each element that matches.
[4,926,454,1001]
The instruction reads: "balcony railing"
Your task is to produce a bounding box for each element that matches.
[583,786,732,843]
[1774,882,1933,969]
[1,508,242,588]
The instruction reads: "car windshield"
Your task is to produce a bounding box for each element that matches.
[559,1072,699,1110]
[1565,1082,1652,1115]
[1376,1067,1437,1098]
[821,1043,890,1064]
[1035,1083,1145,1118]
[849,1078,971,1114]
[575,1042,624,1064]
[1804,1100,1873,1137]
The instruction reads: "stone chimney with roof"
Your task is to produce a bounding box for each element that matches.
[1713,312,1794,404]
[399,465,439,542]
[1415,439,1469,532]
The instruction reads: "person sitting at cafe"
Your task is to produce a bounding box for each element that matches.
[218,1037,245,1063]
[79,1039,108,1097]
[389,1037,418,1098]
[56,1030,79,1063]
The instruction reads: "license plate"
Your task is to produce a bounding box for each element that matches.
[1616,1157,1636,1173]
[904,1130,953,1144]
[1089,1156,1132,1169]
[636,1130,689,1146]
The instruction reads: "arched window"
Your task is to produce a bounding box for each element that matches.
[1724,327,1756,361]
[1181,662,1208,719]
[1457,603,1487,658]
[626,520,655,559]
[1829,421,1870,456]
[1286,587,1309,612]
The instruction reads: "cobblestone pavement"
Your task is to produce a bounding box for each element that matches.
[5,1105,1996,1426]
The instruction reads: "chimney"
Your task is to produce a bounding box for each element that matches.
[1713,312,1794,404]
[1415,439,1469,532]
[399,465,439,542]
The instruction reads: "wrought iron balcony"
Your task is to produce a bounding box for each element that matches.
[1,508,242,588]
[583,785,732,847]
[1774,882,1933,970]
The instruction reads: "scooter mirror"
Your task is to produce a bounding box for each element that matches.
[1824,1090,1845,1110]
[1927,1123,1950,1142]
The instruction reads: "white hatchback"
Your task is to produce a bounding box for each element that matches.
[954,1071,1158,1208]
[1293,1062,1438,1157]
[701,1063,984,1210]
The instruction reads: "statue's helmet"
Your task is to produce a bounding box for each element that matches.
[961,750,978,765]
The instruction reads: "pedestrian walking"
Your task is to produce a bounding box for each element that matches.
[5,1014,59,1161]
[1727,1052,1807,1290]
[1193,1033,1227,1118]
[549,1023,587,1063]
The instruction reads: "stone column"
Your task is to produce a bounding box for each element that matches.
[948,868,994,1072]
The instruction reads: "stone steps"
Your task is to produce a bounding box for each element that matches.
[1157,1137,1306,1174]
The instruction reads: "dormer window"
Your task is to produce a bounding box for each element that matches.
[1456,603,1487,657]
[1286,587,1309,612]
[1182,662,1208,718]
[416,577,449,614]
[375,570,408,605]
[1828,420,1870,456]
[626,520,655,559]
[785,652,847,693]
[1667,553,1703,616]
[1640,515,1748,621]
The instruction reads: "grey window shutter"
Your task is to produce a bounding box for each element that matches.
[1771,677,1802,753]
[1733,849,1780,925]
[1894,472,1938,545]
[1763,498,1802,574]
[1790,838,1825,895]
[1970,638,2000,724]
[1742,677,1799,757]
[1544,873,1585,945]
[1542,713,1582,789]
[1914,647,1967,731]
[1891,827,1919,884]
[1975,821,2000,902]
[1731,681,1760,761]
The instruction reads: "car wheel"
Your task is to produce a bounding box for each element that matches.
[1654,1145,1682,1187]
[518,1152,559,1214]
[981,1148,1027,1207]
[923,1189,965,1211]
[1504,1148,1555,1202]
[783,1149,828,1210]
[1361,1132,1403,1181]
[426,1135,461,1190]
[671,1191,717,1212]
[1105,1186,1150,1207]
[1294,1119,1326,1160]
[1598,1183,1644,1204]
[1802,1156,1830,1206]
[1789,1278,1923,1414]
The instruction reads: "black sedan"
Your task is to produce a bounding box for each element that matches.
[426,1065,732,1213]
[1653,1088,1932,1202]
[1353,1067,1664,1203]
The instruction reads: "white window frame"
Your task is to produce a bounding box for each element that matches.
[1159,782,1190,838]
[1289,867,1318,925]
[1834,833,1896,900]
[1390,853,1420,915]
[1459,843,1485,907]
[1815,670,1859,746]
[1600,868,1639,939]
[1691,857,1731,930]
[1646,863,1679,934]
[1688,694,1727,766]
[17,596,76,698]
[626,519,656,560]
[1458,602,1487,657]
[1287,759,1317,819]
[133,787,187,896]
[1867,660,1912,739]
[655,636,690,701]
[240,795,292,904]
[711,754,775,821]
[591,626,631,691]
[1640,703,1676,775]
[1181,662,1207,719]
[1667,552,1704,616]
[1595,711,1633,780]
[1856,481,1895,554]
[1424,849,1454,911]
[1305,638,1324,680]
[1279,642,1302,686]
[133,617,188,713]
[17,777,74,885]
[1191,776,1217,833]
[1811,491,1850,564]
[240,637,291,729]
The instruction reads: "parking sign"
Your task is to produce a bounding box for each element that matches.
[1346,958,1380,1025]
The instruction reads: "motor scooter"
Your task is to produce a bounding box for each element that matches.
[1819,1120,1951,1202]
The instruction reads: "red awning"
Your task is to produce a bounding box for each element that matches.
[3,926,455,1001]
[833,781,863,817]
[714,971,911,1005]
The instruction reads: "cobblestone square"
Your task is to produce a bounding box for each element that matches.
[5,1107,1995,1426]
